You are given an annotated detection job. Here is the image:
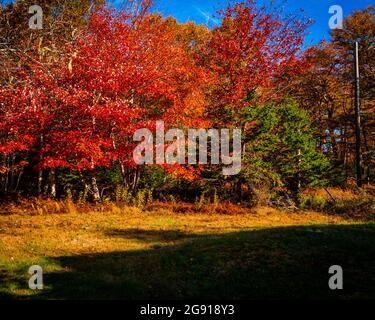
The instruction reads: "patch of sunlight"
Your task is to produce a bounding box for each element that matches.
[148,218,178,228]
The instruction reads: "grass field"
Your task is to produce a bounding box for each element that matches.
[0,204,374,300]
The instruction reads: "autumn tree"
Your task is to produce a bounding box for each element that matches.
[204,0,310,127]
[0,0,105,196]
[193,0,312,199]
[331,6,375,184]
[288,6,375,185]
[0,3,208,199]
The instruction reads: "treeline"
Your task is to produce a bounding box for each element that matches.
[0,0,373,205]
[288,6,375,188]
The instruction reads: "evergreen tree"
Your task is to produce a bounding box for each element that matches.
[241,99,331,204]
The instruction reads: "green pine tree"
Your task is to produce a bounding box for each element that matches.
[241,99,331,204]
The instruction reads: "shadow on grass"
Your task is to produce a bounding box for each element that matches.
[2,224,375,300]
[0,268,29,299]
[105,228,198,243]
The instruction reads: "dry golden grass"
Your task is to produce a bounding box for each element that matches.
[303,187,358,200]
[1,200,374,299]
[0,202,354,261]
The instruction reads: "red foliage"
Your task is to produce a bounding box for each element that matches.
[207,0,311,113]
[0,1,311,181]
[0,7,208,177]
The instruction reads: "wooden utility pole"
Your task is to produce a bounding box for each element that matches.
[354,41,362,187]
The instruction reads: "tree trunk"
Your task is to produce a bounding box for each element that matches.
[15,169,23,193]
[37,170,43,196]
[37,134,44,196]
[91,175,100,201]
[3,155,8,194]
[50,168,56,198]
[9,154,15,192]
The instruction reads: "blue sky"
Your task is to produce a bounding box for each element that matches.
[4,0,371,46]
[151,0,374,46]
